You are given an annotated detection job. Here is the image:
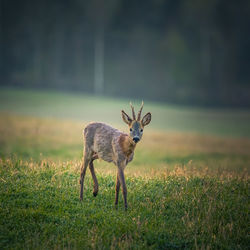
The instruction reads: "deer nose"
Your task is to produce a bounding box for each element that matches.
[133,137,140,143]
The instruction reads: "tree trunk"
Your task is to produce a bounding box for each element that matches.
[33,32,43,87]
[74,26,84,90]
[94,27,104,95]
[200,28,211,84]
[51,24,63,87]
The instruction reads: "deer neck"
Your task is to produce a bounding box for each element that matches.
[119,134,136,158]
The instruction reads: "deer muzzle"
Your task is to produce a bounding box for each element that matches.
[133,137,140,143]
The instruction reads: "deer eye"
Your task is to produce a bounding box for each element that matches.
[140,129,143,132]
[130,128,132,132]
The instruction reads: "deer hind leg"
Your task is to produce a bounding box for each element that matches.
[115,173,120,208]
[117,168,127,210]
[89,158,99,197]
[79,151,91,201]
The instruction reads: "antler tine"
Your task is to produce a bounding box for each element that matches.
[130,102,136,120]
[137,101,144,120]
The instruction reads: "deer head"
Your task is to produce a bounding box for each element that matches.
[121,101,151,143]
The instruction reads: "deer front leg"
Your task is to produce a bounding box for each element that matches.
[79,154,90,201]
[89,160,99,197]
[117,167,127,210]
[115,173,120,208]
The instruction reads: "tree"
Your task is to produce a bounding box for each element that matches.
[85,0,120,95]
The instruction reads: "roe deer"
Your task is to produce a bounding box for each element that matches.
[79,102,151,210]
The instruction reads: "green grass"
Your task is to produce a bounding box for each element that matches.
[0,158,249,249]
[0,89,250,249]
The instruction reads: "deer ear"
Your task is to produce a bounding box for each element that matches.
[121,110,132,125]
[141,112,151,126]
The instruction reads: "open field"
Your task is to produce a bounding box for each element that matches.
[0,89,250,249]
[1,88,250,137]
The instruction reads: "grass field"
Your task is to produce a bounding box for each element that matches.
[0,88,250,249]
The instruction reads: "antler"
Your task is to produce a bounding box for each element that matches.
[130,102,136,120]
[137,101,144,120]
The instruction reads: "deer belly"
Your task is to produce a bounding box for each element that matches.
[93,143,114,162]
[93,134,115,163]
[96,151,113,163]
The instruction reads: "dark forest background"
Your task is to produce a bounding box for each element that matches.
[0,0,250,107]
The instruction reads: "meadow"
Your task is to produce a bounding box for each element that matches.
[0,88,249,249]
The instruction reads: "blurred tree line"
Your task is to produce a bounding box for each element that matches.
[0,0,249,107]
